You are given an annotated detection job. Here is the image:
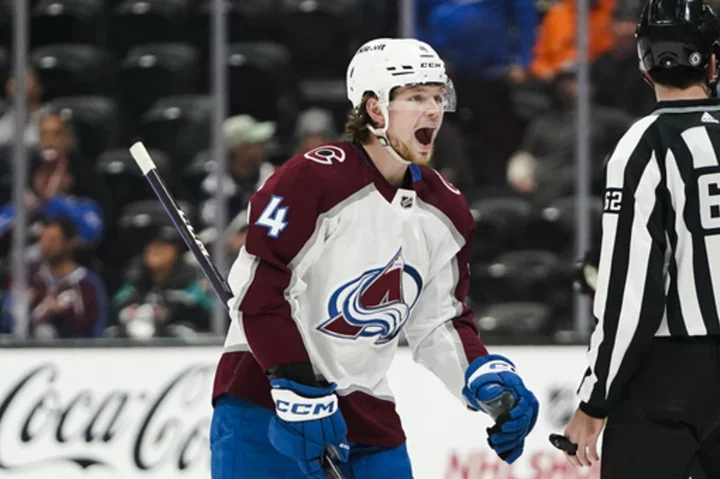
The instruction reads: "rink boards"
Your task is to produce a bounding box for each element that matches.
[0,346,599,479]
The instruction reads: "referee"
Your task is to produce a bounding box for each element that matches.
[562,1,720,478]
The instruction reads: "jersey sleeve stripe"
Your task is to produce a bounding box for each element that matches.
[604,154,662,399]
[682,126,718,168]
[580,115,660,410]
[665,149,704,335]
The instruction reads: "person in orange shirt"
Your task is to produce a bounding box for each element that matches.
[531,0,616,79]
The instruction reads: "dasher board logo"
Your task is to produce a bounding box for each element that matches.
[0,361,214,476]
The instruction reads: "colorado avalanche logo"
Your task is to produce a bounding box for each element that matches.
[317,249,423,344]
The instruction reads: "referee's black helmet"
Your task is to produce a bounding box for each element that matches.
[636,0,720,74]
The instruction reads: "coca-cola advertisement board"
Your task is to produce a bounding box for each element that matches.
[0,348,217,479]
[0,346,598,479]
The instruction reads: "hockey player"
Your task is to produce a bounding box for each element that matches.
[210,38,540,478]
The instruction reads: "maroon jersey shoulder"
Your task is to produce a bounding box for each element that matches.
[257,141,374,213]
[415,165,474,240]
[244,142,374,267]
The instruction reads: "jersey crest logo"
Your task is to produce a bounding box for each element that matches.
[304,145,346,165]
[432,169,461,195]
[317,248,423,344]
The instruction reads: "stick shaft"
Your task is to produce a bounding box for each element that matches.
[144,168,233,305]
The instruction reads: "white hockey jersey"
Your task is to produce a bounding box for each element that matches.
[212,141,488,447]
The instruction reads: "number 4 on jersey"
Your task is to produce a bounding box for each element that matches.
[256,195,288,238]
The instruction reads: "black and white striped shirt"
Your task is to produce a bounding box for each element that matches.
[579,98,720,418]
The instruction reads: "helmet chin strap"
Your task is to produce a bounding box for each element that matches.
[366,103,410,166]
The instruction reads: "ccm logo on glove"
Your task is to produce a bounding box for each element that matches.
[271,389,338,422]
[467,359,517,385]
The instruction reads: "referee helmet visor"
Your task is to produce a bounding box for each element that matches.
[636,0,720,73]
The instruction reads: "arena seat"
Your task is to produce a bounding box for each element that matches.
[31,0,104,47]
[530,195,604,255]
[109,0,191,56]
[226,42,296,133]
[470,249,570,304]
[297,78,349,136]
[272,0,365,78]
[31,44,113,98]
[470,196,535,261]
[95,148,172,213]
[118,43,199,124]
[137,95,211,168]
[191,0,279,52]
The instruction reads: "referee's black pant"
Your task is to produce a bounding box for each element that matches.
[602,336,720,479]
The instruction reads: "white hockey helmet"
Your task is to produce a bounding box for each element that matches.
[346,38,456,112]
[346,38,456,164]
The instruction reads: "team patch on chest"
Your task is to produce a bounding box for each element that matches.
[317,248,423,344]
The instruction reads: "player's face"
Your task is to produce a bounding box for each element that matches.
[386,85,445,165]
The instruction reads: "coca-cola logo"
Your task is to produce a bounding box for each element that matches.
[0,362,214,474]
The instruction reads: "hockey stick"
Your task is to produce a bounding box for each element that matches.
[128,141,346,479]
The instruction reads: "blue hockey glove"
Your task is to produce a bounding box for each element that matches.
[268,379,350,478]
[462,354,539,464]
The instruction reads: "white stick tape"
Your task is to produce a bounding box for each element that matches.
[129,141,157,175]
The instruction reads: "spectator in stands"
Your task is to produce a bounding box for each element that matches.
[415,0,538,188]
[25,216,108,339]
[0,68,44,147]
[0,69,45,204]
[293,107,338,154]
[110,226,213,340]
[530,0,615,80]
[506,66,633,204]
[0,149,104,265]
[35,109,107,205]
[1,109,110,214]
[415,0,538,84]
[592,4,656,118]
[199,114,275,256]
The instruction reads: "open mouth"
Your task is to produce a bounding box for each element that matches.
[414,127,435,147]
